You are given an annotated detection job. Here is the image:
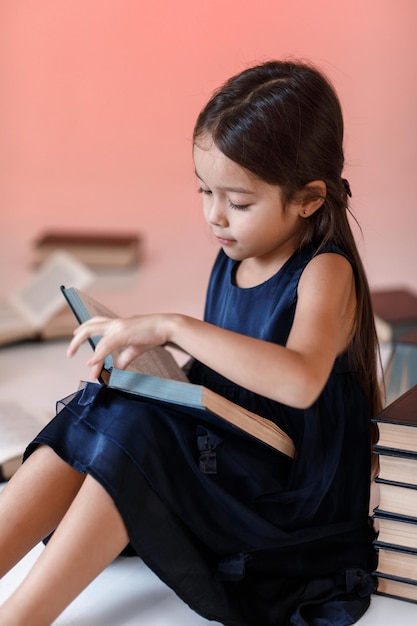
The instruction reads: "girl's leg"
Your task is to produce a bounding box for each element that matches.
[0,446,86,578]
[0,472,129,626]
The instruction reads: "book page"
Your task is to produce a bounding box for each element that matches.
[127,346,189,382]
[0,298,34,344]
[74,291,118,320]
[10,252,94,329]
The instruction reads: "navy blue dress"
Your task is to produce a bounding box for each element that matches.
[25,245,375,626]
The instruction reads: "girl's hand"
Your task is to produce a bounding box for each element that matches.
[67,314,172,380]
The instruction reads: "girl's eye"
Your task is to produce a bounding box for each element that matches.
[197,187,212,196]
[197,187,249,210]
[229,201,250,211]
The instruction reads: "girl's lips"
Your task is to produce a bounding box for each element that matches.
[214,234,235,246]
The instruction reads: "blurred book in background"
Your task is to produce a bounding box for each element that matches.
[0,251,94,346]
[33,231,143,269]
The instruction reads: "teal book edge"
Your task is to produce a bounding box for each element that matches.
[108,368,204,409]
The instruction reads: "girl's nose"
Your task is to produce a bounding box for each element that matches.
[207,200,228,228]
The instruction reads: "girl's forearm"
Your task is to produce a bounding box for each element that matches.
[166,314,331,409]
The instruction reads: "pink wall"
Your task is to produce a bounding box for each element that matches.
[1,0,416,294]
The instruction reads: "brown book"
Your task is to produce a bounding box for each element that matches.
[371,289,417,325]
[374,511,417,552]
[0,252,94,346]
[375,450,417,487]
[376,480,417,519]
[33,231,143,269]
[371,289,417,339]
[397,328,417,346]
[61,286,296,458]
[375,544,417,581]
[375,574,417,604]
[373,385,417,454]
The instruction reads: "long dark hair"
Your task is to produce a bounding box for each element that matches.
[193,60,382,464]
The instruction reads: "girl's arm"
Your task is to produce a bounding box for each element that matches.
[67,253,356,409]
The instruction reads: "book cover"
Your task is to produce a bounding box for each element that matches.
[373,384,417,428]
[60,286,295,458]
[373,385,417,454]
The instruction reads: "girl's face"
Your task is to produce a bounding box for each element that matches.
[193,137,303,272]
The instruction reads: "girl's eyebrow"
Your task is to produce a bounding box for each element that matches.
[194,170,255,195]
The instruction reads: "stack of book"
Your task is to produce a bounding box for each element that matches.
[372,384,417,603]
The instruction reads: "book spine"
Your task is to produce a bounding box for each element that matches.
[375,543,417,555]
[374,447,417,459]
[374,510,417,523]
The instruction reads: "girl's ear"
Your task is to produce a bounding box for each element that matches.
[297,180,327,218]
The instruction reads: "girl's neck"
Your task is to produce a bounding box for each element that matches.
[234,248,297,288]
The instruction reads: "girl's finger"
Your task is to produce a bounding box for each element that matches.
[67,317,113,356]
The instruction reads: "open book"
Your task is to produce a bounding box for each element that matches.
[61,287,295,458]
[0,252,94,346]
[0,402,48,481]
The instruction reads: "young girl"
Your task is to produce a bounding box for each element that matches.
[0,60,381,626]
